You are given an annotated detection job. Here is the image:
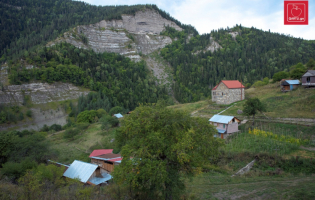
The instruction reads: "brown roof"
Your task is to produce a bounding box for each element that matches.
[94,153,121,159]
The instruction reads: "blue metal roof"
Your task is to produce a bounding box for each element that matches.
[216,128,226,134]
[285,80,300,85]
[209,115,234,124]
[89,172,112,185]
[114,113,123,118]
[63,160,98,183]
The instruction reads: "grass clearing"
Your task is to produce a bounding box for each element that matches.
[167,100,209,113]
[187,172,315,199]
[222,83,315,118]
[47,123,117,164]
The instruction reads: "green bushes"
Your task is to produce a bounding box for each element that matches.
[252,77,269,87]
[76,110,98,123]
[40,124,63,132]
[100,115,119,130]
[63,128,80,139]
[272,71,289,82]
[225,132,299,155]
[109,106,124,116]
[26,110,32,118]
[63,123,89,139]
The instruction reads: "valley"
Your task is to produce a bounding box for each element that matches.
[0,1,315,199]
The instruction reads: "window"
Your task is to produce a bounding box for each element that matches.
[307,77,310,83]
[223,124,225,128]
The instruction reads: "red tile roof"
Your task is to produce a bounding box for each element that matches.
[89,149,113,158]
[212,80,244,90]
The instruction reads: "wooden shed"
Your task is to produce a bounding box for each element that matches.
[280,80,300,92]
[89,149,122,173]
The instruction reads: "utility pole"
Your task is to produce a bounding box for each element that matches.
[241,80,243,101]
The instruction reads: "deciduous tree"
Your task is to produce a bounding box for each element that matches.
[113,102,222,199]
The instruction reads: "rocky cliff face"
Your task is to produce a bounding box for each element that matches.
[0,82,89,105]
[48,9,182,60]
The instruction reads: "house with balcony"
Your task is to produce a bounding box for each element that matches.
[209,115,240,139]
[302,70,315,87]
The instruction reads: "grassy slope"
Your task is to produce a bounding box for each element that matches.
[187,172,315,200]
[221,82,315,119]
[48,123,116,164]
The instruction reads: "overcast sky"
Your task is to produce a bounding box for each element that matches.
[80,0,314,40]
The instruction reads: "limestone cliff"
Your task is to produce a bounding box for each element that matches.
[0,82,89,105]
[48,9,182,60]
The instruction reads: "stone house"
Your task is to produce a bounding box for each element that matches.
[209,115,241,139]
[302,70,315,87]
[212,80,245,104]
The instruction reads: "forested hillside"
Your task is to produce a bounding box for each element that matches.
[0,0,196,62]
[8,43,170,111]
[160,25,315,103]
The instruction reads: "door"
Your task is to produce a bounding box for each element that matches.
[221,133,224,139]
[290,84,293,90]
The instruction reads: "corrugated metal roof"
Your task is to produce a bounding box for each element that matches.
[114,113,123,118]
[303,70,315,77]
[216,128,226,134]
[209,115,234,124]
[63,160,98,183]
[90,156,121,161]
[285,80,300,85]
[89,149,113,158]
[88,172,112,185]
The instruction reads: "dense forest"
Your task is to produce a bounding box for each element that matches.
[8,43,170,110]
[160,25,315,103]
[0,0,196,62]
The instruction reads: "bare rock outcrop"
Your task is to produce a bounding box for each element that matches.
[48,9,182,59]
[0,82,89,105]
[206,36,222,53]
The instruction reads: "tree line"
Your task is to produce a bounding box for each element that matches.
[0,0,197,63]
[160,25,315,103]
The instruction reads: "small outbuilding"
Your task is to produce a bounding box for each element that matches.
[113,113,123,118]
[63,160,112,185]
[302,70,315,87]
[280,80,300,92]
[89,149,122,173]
[209,115,240,139]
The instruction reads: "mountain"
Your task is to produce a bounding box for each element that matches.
[1,1,315,128]
[160,25,315,103]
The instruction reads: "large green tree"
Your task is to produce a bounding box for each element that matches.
[243,98,266,126]
[113,102,222,199]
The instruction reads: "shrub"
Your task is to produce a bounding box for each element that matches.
[76,110,98,123]
[49,124,62,132]
[26,110,32,118]
[96,108,107,118]
[252,80,265,87]
[109,106,124,116]
[272,71,289,82]
[18,112,24,121]
[63,128,80,139]
[100,115,119,130]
